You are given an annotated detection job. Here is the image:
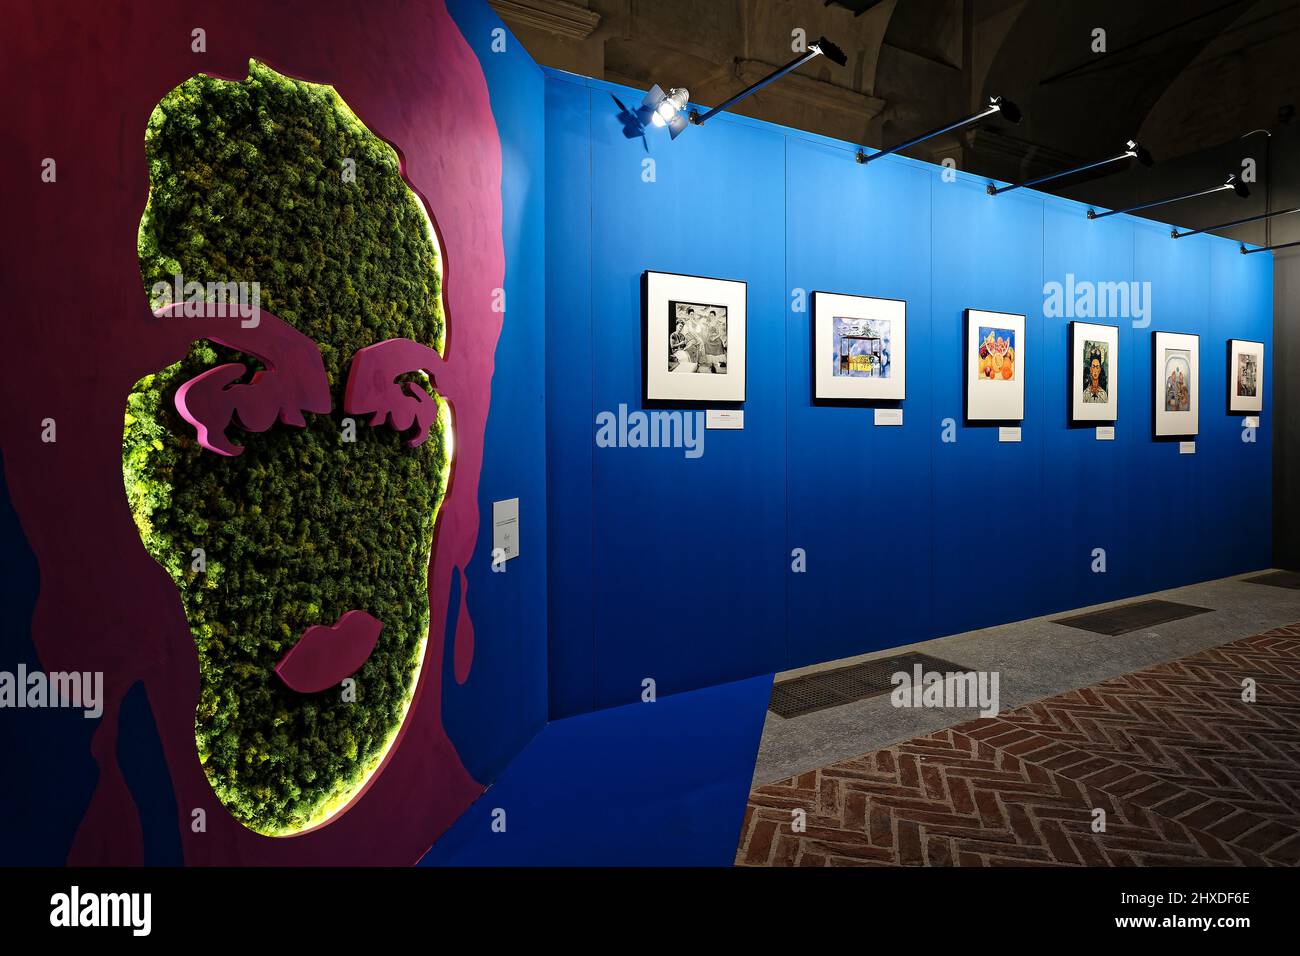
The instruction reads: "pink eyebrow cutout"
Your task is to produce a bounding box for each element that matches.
[166,303,333,456]
[343,338,449,447]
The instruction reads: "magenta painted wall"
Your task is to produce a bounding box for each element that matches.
[0,0,528,864]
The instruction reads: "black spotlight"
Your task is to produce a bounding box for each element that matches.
[857,95,1021,166]
[988,140,1153,196]
[1087,174,1249,221]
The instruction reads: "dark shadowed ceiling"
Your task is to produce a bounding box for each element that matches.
[492,0,1300,244]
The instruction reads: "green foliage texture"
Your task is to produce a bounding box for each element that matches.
[124,60,448,835]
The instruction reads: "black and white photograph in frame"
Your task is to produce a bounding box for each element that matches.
[813,292,906,402]
[643,270,746,403]
[1153,330,1199,437]
[965,308,1026,422]
[1070,321,1119,424]
[1227,338,1264,414]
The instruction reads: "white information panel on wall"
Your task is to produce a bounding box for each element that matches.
[812,292,906,402]
[1070,321,1119,423]
[1228,338,1264,414]
[643,270,746,404]
[1153,330,1199,437]
[705,409,744,429]
[492,498,519,562]
[966,308,1025,422]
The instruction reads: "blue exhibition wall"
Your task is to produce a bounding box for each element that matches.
[544,70,1274,719]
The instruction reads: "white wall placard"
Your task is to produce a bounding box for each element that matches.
[874,408,903,426]
[998,426,1022,443]
[1244,416,1260,429]
[706,409,744,429]
[1095,426,1115,441]
[492,498,520,561]
[1179,441,1196,455]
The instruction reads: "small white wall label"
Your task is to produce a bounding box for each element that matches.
[1095,426,1115,441]
[706,409,744,429]
[1179,441,1196,455]
[874,408,903,426]
[1244,416,1260,428]
[493,498,520,561]
[998,426,1022,443]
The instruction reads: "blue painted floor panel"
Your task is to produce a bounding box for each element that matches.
[419,673,774,866]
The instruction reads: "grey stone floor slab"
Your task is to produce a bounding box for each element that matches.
[752,570,1300,787]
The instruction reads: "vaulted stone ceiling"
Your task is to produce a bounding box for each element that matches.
[492,0,1299,239]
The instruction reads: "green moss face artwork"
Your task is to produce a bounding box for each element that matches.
[123,61,450,835]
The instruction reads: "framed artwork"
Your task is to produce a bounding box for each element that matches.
[1153,331,1199,436]
[1070,321,1119,423]
[643,270,746,403]
[965,309,1025,422]
[812,292,906,401]
[1227,338,1264,414]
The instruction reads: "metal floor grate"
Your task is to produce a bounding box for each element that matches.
[1053,599,1212,636]
[769,652,974,719]
[1244,570,1300,590]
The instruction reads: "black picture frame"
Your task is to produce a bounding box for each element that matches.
[810,291,908,407]
[1151,329,1200,440]
[641,269,747,408]
[1068,320,1120,427]
[1226,337,1264,415]
[963,307,1026,427]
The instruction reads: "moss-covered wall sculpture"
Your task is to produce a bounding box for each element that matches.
[123,60,451,835]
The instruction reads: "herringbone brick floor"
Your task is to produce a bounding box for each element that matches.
[736,623,1300,866]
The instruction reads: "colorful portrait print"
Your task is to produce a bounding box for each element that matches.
[1164,349,1192,412]
[1082,340,1109,404]
[833,317,891,378]
[123,61,453,836]
[977,327,1016,382]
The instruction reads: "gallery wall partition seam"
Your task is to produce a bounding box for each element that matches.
[541,69,1274,720]
[544,65,598,718]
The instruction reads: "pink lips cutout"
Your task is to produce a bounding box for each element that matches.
[274,610,383,693]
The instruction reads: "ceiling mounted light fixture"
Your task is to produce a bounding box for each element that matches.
[685,36,847,129]
[1171,205,1300,239]
[1087,174,1250,220]
[857,95,1021,166]
[636,85,692,139]
[987,140,1153,196]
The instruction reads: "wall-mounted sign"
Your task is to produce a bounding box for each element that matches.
[706,409,744,429]
[493,498,520,561]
